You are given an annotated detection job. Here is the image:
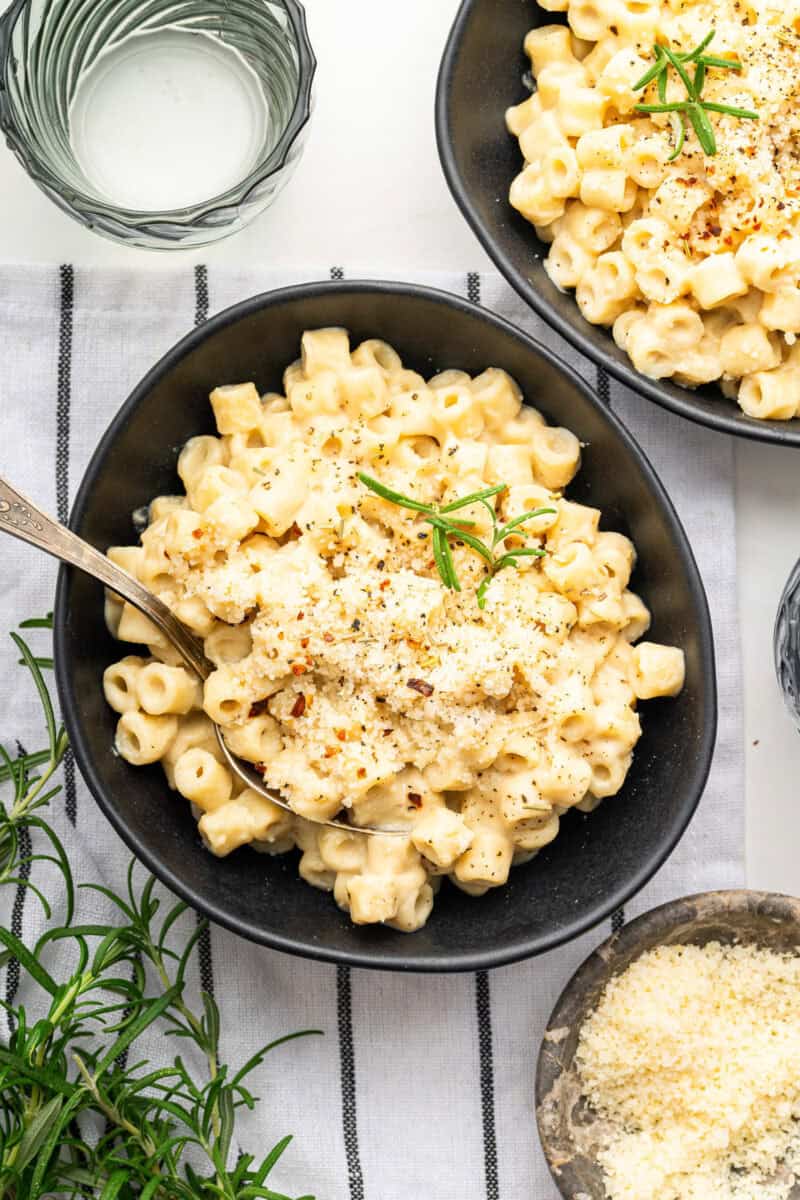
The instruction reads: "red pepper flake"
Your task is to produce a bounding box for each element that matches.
[300,637,310,649]
[297,611,305,620]
[379,579,390,591]
[407,678,434,697]
[192,528,203,540]
[407,792,423,808]
[357,767,367,779]
[291,663,307,676]
[323,632,335,643]
[248,699,270,718]
[291,694,306,718]
[324,746,340,758]
[336,729,346,741]
[382,727,393,736]
[254,762,267,775]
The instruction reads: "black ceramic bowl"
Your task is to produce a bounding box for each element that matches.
[536,890,800,1198]
[436,0,800,446]
[54,281,717,972]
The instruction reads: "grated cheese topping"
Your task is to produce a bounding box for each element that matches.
[576,941,800,1200]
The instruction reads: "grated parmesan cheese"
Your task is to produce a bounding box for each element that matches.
[576,942,800,1200]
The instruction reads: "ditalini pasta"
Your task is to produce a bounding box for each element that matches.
[508,1,800,420]
[102,329,684,931]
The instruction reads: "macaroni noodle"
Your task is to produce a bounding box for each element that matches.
[102,330,684,931]
[508,1,800,419]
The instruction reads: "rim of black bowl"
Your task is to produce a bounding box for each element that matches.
[54,280,717,972]
[435,0,800,447]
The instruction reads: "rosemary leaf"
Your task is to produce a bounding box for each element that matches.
[358,472,551,606]
[493,507,557,545]
[424,517,495,566]
[632,46,667,92]
[633,31,757,158]
[698,54,743,70]
[439,484,506,513]
[431,525,452,590]
[0,623,318,1199]
[357,471,435,514]
[701,101,759,119]
[668,111,687,161]
[439,530,461,593]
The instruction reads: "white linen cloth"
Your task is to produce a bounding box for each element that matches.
[0,263,743,1200]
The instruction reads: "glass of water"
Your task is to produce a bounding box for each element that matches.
[0,0,316,249]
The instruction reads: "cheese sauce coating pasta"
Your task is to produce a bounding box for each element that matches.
[102,329,684,931]
[508,0,800,420]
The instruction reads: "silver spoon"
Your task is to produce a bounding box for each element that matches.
[0,477,402,836]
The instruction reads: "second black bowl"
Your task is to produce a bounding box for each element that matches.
[436,0,800,446]
[55,281,716,971]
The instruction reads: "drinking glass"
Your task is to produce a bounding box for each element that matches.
[0,0,316,249]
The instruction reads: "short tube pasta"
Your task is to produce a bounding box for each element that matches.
[101,330,684,931]
[506,3,800,420]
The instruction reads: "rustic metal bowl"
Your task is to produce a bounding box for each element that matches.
[536,890,800,1197]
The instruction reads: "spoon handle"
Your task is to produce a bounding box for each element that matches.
[0,476,211,680]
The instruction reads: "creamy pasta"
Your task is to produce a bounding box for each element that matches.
[508,0,800,420]
[102,329,684,931]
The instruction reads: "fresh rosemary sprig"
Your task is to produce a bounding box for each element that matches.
[633,31,758,158]
[358,472,556,609]
[0,618,318,1200]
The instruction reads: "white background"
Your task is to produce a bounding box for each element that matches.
[0,0,797,895]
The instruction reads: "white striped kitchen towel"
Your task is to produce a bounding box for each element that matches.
[0,263,742,1200]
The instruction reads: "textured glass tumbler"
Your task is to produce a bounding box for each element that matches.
[0,0,315,249]
[775,558,800,725]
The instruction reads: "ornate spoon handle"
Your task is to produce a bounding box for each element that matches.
[0,476,212,679]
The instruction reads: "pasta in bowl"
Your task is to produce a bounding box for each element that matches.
[509,2,800,422]
[437,0,800,442]
[54,281,714,970]
[102,327,685,933]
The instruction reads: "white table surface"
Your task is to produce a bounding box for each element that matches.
[0,0,797,897]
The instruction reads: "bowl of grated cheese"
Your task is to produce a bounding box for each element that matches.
[537,889,800,1200]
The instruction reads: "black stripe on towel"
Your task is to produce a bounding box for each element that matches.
[611,908,625,934]
[192,263,216,1001]
[196,912,215,996]
[3,771,31,1032]
[56,264,74,525]
[467,271,481,305]
[56,265,78,826]
[596,365,611,406]
[329,261,366,1199]
[194,264,209,325]
[337,964,365,1200]
[62,751,77,828]
[476,971,500,1200]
